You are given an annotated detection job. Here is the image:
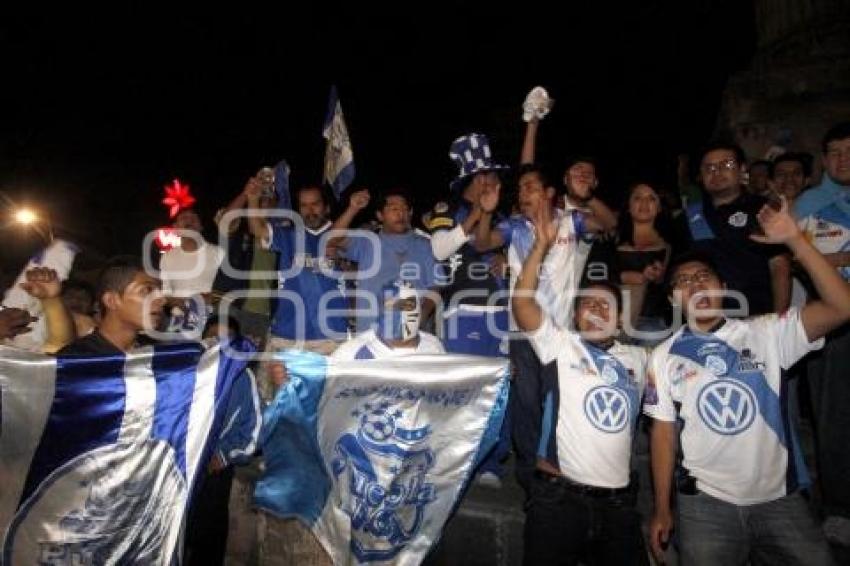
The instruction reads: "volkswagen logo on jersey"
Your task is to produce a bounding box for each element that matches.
[584,386,630,433]
[704,354,728,376]
[697,379,757,435]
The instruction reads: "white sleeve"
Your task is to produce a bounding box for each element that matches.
[159,253,174,294]
[430,225,470,261]
[642,346,678,422]
[761,308,825,370]
[525,316,564,365]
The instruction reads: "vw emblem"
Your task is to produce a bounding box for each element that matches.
[704,355,728,376]
[584,386,630,433]
[697,379,757,435]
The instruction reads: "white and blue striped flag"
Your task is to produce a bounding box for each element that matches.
[254,351,509,565]
[322,85,356,198]
[0,340,251,565]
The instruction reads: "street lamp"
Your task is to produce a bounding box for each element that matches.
[13,207,53,242]
[14,208,37,225]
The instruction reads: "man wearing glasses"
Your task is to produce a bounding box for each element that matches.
[684,142,792,316]
[646,197,849,565]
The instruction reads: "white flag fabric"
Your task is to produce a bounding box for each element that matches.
[322,85,356,198]
[254,350,509,566]
[0,340,250,565]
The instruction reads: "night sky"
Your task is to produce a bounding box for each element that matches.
[0,2,755,273]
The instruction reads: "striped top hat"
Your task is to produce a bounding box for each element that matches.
[449,133,509,191]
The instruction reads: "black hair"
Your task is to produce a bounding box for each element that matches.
[62,279,96,314]
[573,279,623,314]
[517,163,551,188]
[294,185,329,207]
[202,313,242,340]
[564,155,598,173]
[376,186,414,211]
[822,121,850,154]
[95,256,146,311]
[749,159,771,171]
[665,250,724,294]
[697,140,747,168]
[617,181,675,246]
[769,152,813,178]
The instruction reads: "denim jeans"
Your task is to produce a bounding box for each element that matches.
[523,475,648,566]
[677,490,835,566]
[509,338,551,492]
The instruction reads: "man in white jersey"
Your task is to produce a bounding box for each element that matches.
[474,163,606,490]
[646,197,850,565]
[512,206,648,566]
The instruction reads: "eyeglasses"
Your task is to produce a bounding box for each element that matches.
[700,159,738,175]
[671,269,716,288]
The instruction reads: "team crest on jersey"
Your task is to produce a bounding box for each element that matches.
[584,386,630,433]
[728,211,748,227]
[331,402,437,562]
[737,348,766,372]
[697,342,726,358]
[570,358,595,376]
[704,355,728,377]
[697,379,757,435]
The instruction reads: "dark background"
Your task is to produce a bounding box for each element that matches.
[0,2,755,271]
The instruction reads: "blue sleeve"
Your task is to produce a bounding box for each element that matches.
[215,368,262,467]
[269,226,291,254]
[419,240,439,288]
[571,210,587,240]
[342,232,367,262]
[495,218,513,246]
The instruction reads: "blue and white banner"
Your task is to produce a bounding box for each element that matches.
[323,85,356,198]
[0,340,251,565]
[254,351,509,566]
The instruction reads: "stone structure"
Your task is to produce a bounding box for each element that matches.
[716,0,850,164]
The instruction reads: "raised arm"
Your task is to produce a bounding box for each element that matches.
[243,176,272,244]
[511,207,557,332]
[472,186,506,252]
[520,119,539,166]
[752,197,850,340]
[328,189,371,248]
[20,268,75,354]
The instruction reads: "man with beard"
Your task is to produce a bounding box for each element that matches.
[243,180,349,396]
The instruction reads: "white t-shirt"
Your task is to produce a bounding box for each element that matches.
[331,330,445,361]
[505,209,592,330]
[2,239,78,352]
[644,309,823,505]
[160,242,225,297]
[798,215,850,280]
[528,317,647,488]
